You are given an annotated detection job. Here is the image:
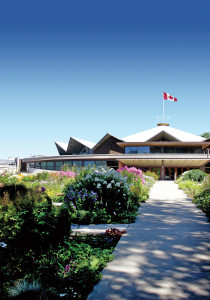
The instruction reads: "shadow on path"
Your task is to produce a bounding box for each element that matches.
[88,181,210,300]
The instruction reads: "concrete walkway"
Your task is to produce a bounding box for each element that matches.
[88,181,210,300]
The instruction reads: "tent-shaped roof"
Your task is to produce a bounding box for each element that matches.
[67,137,95,154]
[122,126,207,142]
[93,133,123,151]
[71,137,95,149]
[55,141,68,155]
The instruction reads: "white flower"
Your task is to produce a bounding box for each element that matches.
[103,181,107,185]
[111,180,115,184]
[85,174,91,179]
[107,183,112,189]
[116,182,121,187]
[95,177,99,182]
[97,183,101,189]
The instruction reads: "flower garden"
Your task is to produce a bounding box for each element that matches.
[0,166,156,299]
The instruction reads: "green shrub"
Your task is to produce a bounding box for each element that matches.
[193,175,210,216]
[178,175,210,217]
[0,173,18,185]
[0,184,37,204]
[64,168,133,223]
[35,172,50,181]
[144,171,159,181]
[182,169,207,182]
[193,192,210,215]
[21,175,36,182]
[178,180,203,198]
[130,177,149,204]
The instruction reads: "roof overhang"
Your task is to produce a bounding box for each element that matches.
[117,141,210,149]
[118,159,209,168]
[22,153,210,168]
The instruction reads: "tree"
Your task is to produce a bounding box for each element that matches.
[200,132,210,138]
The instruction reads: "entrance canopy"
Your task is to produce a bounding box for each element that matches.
[118,155,209,168]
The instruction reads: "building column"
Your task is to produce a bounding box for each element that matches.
[160,166,165,180]
[17,158,21,174]
[169,167,171,180]
[200,164,206,172]
[174,167,178,181]
[118,161,125,169]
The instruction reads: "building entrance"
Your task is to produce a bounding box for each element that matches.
[165,168,175,180]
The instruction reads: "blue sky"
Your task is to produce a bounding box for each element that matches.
[0,0,209,158]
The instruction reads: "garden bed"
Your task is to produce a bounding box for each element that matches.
[1,229,126,299]
[0,166,156,299]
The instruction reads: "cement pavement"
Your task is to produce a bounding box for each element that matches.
[87,181,210,300]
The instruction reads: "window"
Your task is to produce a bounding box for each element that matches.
[55,161,63,171]
[35,162,41,169]
[46,162,54,170]
[107,161,118,167]
[125,147,138,154]
[164,147,175,153]
[95,161,107,167]
[40,162,46,169]
[191,147,202,154]
[176,147,188,153]
[84,161,94,167]
[137,146,150,154]
[73,161,82,167]
[63,161,73,168]
[150,146,161,153]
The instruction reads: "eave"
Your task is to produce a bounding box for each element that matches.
[21,153,210,163]
[117,141,210,149]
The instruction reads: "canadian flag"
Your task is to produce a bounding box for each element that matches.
[163,92,177,102]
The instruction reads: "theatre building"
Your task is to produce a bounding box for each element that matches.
[21,124,210,180]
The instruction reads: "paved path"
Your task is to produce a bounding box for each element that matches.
[88,181,210,300]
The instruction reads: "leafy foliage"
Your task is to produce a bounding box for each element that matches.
[192,175,210,216]
[0,166,153,298]
[0,167,134,299]
[181,169,207,182]
[200,132,210,138]
[64,167,148,224]
[144,171,159,181]
[0,173,18,185]
[178,175,210,217]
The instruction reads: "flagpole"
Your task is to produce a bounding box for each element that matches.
[163,96,164,123]
[162,89,165,123]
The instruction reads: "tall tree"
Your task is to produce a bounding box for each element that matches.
[200,132,210,138]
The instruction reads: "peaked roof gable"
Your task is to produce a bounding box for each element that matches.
[67,137,95,154]
[123,126,206,142]
[55,141,68,155]
[71,137,95,149]
[93,133,123,151]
